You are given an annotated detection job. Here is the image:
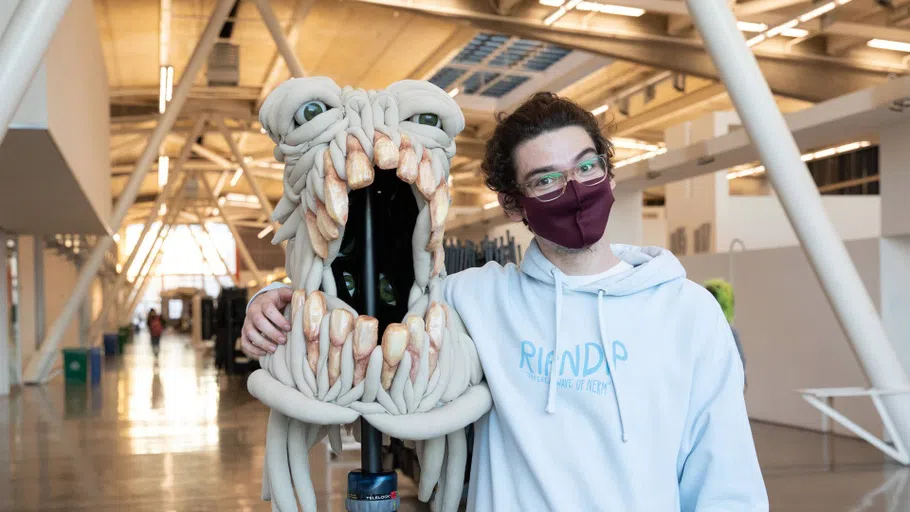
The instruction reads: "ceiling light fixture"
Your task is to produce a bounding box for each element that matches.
[158,155,169,189]
[543,0,584,26]
[591,104,609,116]
[230,167,244,187]
[727,140,871,180]
[614,147,667,168]
[745,0,851,48]
[483,200,500,210]
[257,225,275,239]
[449,88,460,97]
[575,2,645,16]
[868,39,910,53]
[612,137,662,152]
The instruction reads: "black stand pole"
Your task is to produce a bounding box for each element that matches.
[361,188,383,472]
[346,186,399,511]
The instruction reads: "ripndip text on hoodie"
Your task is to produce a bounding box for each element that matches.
[443,241,768,512]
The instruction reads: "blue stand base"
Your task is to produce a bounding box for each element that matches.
[346,470,399,512]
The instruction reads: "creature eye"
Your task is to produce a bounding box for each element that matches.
[410,113,442,129]
[295,100,327,124]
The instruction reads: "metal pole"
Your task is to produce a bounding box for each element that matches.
[686,0,910,456]
[197,171,266,286]
[34,236,45,347]
[0,230,9,395]
[22,0,234,384]
[253,0,308,78]
[77,259,89,348]
[0,0,72,145]
[361,189,383,473]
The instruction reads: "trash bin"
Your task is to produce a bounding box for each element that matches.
[103,333,118,355]
[117,326,130,353]
[88,347,102,385]
[63,348,88,384]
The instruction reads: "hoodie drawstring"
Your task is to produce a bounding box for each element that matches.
[545,269,564,414]
[599,290,628,442]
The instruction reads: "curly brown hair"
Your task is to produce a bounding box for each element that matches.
[481,92,614,213]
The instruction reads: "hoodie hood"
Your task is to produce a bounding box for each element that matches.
[519,240,687,295]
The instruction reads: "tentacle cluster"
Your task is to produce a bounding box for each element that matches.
[251,77,491,511]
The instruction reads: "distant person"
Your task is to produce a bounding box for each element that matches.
[147,309,164,358]
[704,279,746,390]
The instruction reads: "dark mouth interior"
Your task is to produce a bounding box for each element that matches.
[330,167,419,333]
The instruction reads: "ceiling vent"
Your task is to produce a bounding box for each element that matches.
[207,42,240,86]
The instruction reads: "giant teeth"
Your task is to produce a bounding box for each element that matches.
[397,133,419,184]
[431,245,444,278]
[429,183,449,232]
[303,291,326,373]
[305,209,329,259]
[425,302,447,375]
[346,134,374,190]
[417,149,436,199]
[425,228,444,252]
[328,309,353,386]
[353,316,378,385]
[324,151,349,225]
[315,200,339,240]
[380,323,408,390]
[406,316,425,382]
[330,309,354,347]
[373,132,399,170]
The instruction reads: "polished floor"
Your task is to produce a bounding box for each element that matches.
[2,333,909,511]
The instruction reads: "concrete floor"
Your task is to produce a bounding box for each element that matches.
[2,333,909,511]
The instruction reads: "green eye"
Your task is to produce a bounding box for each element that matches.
[343,272,356,297]
[411,113,442,129]
[295,100,327,124]
[379,273,397,306]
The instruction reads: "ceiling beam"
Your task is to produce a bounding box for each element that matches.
[825,21,910,44]
[734,0,809,18]
[347,0,901,102]
[615,82,728,136]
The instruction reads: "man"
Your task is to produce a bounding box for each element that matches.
[241,92,768,511]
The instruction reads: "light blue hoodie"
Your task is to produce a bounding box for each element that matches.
[443,241,768,511]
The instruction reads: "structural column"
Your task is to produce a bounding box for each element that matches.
[879,119,910,378]
[1,230,10,396]
[663,111,737,255]
[34,236,45,347]
[686,0,910,458]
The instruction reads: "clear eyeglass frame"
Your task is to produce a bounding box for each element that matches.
[521,154,610,202]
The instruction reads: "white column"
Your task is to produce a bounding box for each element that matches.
[664,112,737,255]
[1,230,10,395]
[0,0,72,145]
[33,236,45,347]
[686,0,910,459]
[880,119,910,378]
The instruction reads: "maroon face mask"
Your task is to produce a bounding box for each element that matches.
[518,178,614,250]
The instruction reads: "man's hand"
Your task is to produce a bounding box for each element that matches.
[241,287,294,357]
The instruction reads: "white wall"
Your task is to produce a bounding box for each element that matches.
[642,206,667,248]
[720,195,881,252]
[679,239,882,435]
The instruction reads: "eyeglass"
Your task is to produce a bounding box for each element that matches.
[521,155,609,202]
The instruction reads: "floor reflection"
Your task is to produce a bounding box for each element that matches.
[2,332,910,511]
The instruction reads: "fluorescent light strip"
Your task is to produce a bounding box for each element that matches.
[539,0,564,5]
[483,200,499,210]
[613,147,667,168]
[449,88,460,98]
[158,155,169,189]
[543,0,584,26]
[612,137,662,152]
[745,0,850,48]
[591,104,609,116]
[257,225,274,239]
[158,66,167,114]
[868,39,910,53]
[575,2,645,17]
[165,66,174,102]
[230,167,244,187]
[727,141,871,180]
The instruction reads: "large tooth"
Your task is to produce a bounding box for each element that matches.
[346,134,374,190]
[431,245,444,278]
[406,316,425,382]
[305,209,329,259]
[397,134,419,184]
[373,132,399,170]
[315,200,339,240]
[303,291,326,373]
[425,228,444,252]
[380,323,408,390]
[324,151,349,225]
[425,303,447,375]
[353,316,378,385]
[328,309,353,386]
[417,149,436,199]
[429,183,449,232]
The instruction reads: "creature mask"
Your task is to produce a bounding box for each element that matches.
[249,77,492,512]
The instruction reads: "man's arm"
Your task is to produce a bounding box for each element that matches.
[240,283,293,357]
[677,307,768,511]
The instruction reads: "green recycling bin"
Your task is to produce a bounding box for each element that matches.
[63,348,89,384]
